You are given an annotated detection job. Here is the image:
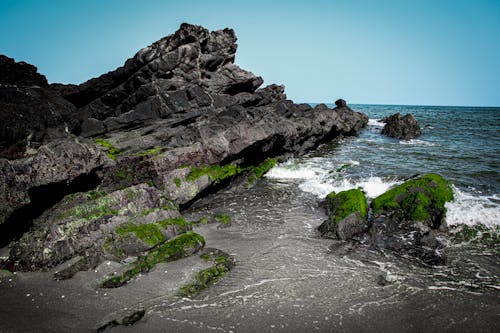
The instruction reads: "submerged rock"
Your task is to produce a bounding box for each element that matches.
[318,189,368,240]
[381,112,421,140]
[97,307,146,332]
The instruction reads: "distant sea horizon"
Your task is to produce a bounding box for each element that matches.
[303,102,500,108]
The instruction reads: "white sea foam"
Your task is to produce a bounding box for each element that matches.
[367,119,384,126]
[265,164,317,179]
[299,176,400,198]
[399,139,437,147]
[445,186,500,227]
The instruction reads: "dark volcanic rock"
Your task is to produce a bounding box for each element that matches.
[318,189,368,240]
[334,99,347,108]
[369,174,454,264]
[0,55,78,159]
[381,112,421,140]
[0,55,48,87]
[2,23,368,271]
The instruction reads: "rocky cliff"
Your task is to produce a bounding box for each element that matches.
[0,23,367,270]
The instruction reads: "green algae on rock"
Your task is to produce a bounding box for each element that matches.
[214,213,231,226]
[94,138,122,161]
[246,158,278,183]
[179,248,235,297]
[186,164,243,184]
[371,174,453,227]
[318,189,368,240]
[326,189,368,224]
[100,231,205,288]
[115,222,167,247]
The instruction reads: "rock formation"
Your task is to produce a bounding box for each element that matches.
[381,112,421,139]
[0,23,368,271]
[319,174,454,264]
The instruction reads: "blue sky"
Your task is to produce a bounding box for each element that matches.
[1,0,499,106]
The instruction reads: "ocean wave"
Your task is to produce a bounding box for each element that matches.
[266,160,400,198]
[265,162,318,179]
[299,176,400,198]
[445,186,500,228]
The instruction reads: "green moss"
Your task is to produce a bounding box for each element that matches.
[249,158,277,179]
[116,169,133,183]
[103,237,113,253]
[179,251,234,297]
[115,222,166,247]
[135,147,162,157]
[60,195,118,222]
[186,164,243,184]
[102,236,125,258]
[85,190,107,201]
[174,177,182,188]
[326,189,368,224]
[371,174,454,222]
[100,231,205,288]
[200,253,211,261]
[157,217,190,228]
[94,138,122,161]
[214,213,231,225]
[190,217,210,226]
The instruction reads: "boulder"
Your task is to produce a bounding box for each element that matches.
[369,174,454,264]
[318,189,368,240]
[381,112,421,140]
[334,99,347,108]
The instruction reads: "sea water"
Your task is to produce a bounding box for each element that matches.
[267,104,500,228]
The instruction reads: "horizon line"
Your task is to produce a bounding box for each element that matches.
[301,102,500,108]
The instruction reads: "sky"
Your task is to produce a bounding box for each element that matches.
[1,0,499,106]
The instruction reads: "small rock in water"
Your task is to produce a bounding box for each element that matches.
[334,99,347,108]
[381,112,421,139]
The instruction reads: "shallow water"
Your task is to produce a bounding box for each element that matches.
[121,178,499,332]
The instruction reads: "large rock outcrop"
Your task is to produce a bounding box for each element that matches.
[381,112,421,140]
[1,23,368,270]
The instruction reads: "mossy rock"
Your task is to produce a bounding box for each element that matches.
[103,217,193,259]
[179,248,235,297]
[318,189,368,240]
[326,189,368,224]
[100,231,205,288]
[371,174,453,228]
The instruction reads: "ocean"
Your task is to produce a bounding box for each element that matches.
[267,104,500,228]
